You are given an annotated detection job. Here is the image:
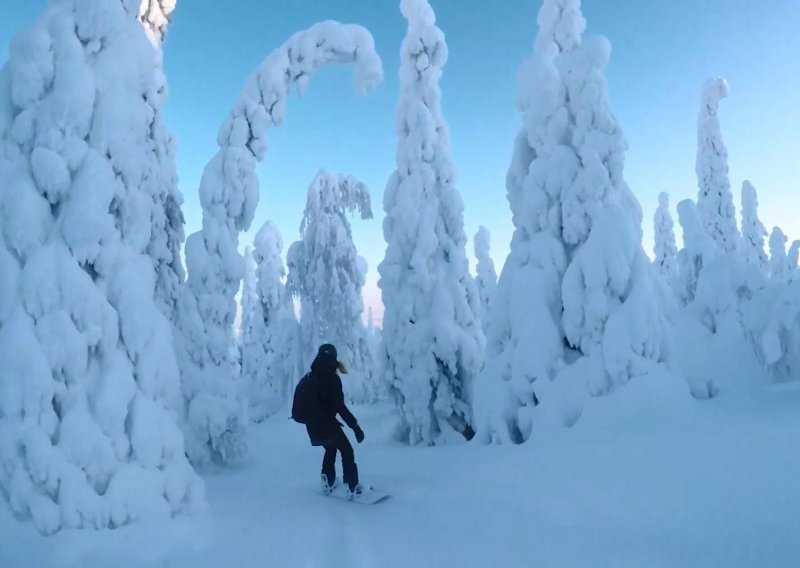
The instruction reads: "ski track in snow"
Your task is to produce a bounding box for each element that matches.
[2,382,800,567]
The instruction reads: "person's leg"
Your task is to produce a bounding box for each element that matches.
[334,429,359,491]
[321,443,337,487]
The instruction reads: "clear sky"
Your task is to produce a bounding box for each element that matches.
[3,0,800,324]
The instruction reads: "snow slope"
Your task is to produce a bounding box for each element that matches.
[2,381,799,567]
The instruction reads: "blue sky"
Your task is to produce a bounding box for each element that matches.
[3,0,800,322]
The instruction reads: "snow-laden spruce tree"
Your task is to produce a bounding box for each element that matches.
[740,181,768,272]
[769,227,789,282]
[677,198,744,335]
[475,0,665,444]
[176,22,381,464]
[242,222,300,422]
[124,0,186,323]
[474,226,498,336]
[287,170,376,403]
[137,0,176,44]
[0,1,203,534]
[761,278,800,381]
[696,77,738,253]
[378,0,485,444]
[240,246,259,353]
[653,192,678,283]
[676,199,717,305]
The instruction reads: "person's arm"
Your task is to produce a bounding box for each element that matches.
[334,375,358,430]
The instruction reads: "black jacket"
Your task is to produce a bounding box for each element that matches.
[305,355,358,446]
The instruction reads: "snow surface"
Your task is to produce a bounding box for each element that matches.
[2,382,798,567]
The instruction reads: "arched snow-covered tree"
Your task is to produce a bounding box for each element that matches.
[378,0,485,445]
[740,181,768,272]
[176,22,382,465]
[243,222,300,422]
[475,0,665,444]
[287,170,376,403]
[653,192,678,282]
[474,226,498,336]
[696,77,738,253]
[0,1,203,534]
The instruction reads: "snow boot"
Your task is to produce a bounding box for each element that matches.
[346,483,363,499]
[321,474,337,495]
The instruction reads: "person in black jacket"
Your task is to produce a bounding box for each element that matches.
[305,344,365,495]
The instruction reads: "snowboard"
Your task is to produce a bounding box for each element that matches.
[319,483,390,505]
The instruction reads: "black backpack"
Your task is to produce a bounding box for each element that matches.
[291,373,317,424]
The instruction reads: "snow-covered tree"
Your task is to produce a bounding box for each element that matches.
[287,170,376,403]
[475,0,665,444]
[740,181,768,271]
[125,0,186,324]
[653,192,678,282]
[242,222,300,422]
[789,242,800,280]
[696,77,738,253]
[378,0,485,445]
[677,198,744,334]
[474,226,498,336]
[175,22,382,465]
[240,246,259,350]
[0,1,203,534]
[137,0,176,44]
[769,227,789,282]
[676,199,716,305]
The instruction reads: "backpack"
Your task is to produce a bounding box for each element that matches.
[291,373,317,424]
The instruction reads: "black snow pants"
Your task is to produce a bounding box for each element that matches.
[321,428,359,489]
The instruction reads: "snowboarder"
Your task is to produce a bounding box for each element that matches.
[293,344,365,496]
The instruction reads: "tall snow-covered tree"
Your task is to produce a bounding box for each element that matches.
[676,198,742,335]
[653,192,678,282]
[378,0,485,445]
[769,227,789,282]
[125,0,186,323]
[287,170,376,402]
[474,226,498,336]
[176,22,382,465]
[740,181,768,271]
[475,0,665,444]
[696,77,738,253]
[789,242,800,281]
[0,1,203,534]
[137,0,176,44]
[240,246,259,351]
[676,199,716,305]
[242,222,300,422]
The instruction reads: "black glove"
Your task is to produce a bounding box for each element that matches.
[353,424,365,444]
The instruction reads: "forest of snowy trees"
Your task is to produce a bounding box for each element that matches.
[1,0,798,536]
